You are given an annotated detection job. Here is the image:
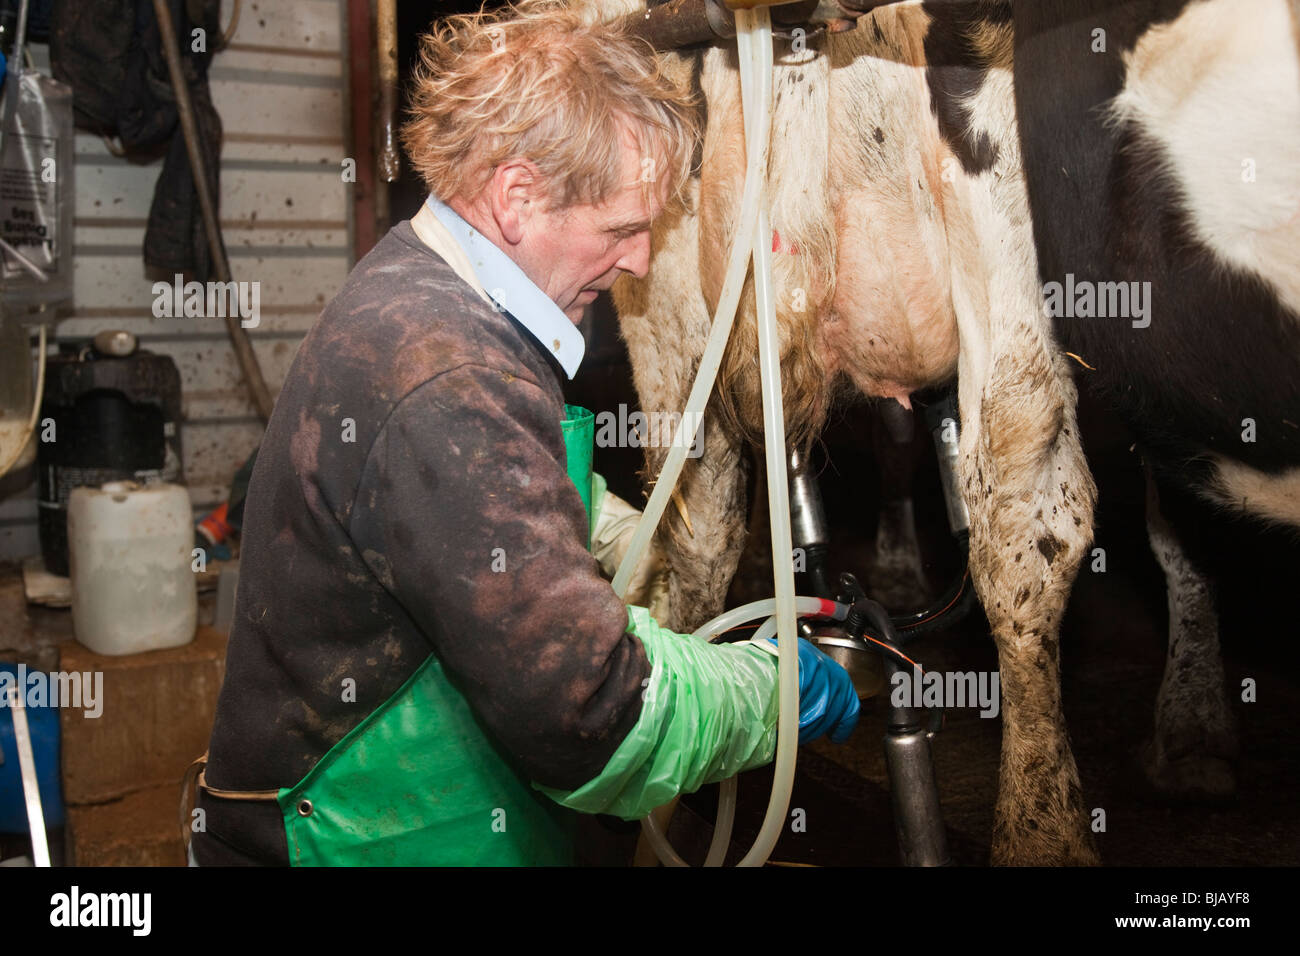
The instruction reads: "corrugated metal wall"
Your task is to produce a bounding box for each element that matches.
[0,0,352,560]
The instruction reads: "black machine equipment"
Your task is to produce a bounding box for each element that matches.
[37,331,182,575]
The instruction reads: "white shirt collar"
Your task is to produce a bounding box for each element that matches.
[425,195,585,380]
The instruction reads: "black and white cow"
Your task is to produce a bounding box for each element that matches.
[586,0,1299,864]
[1015,0,1300,805]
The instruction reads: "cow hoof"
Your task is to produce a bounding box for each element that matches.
[991,837,1101,867]
[991,818,1101,866]
[1141,739,1237,803]
[1143,754,1238,802]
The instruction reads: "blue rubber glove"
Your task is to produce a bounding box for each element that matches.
[767,636,861,744]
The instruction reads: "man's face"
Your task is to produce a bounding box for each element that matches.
[512,132,663,323]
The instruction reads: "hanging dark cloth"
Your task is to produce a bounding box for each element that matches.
[50,0,224,280]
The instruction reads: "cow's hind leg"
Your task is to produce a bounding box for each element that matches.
[656,421,751,632]
[930,5,1102,864]
[946,160,1100,863]
[961,342,1100,865]
[1141,467,1239,800]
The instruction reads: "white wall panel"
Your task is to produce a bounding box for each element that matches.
[0,1,352,560]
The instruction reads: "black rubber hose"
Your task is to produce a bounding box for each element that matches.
[888,533,978,643]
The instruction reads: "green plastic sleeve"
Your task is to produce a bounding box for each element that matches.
[535,604,779,820]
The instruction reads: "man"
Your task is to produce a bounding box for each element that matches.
[191,2,858,866]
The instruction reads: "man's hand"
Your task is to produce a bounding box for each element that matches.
[767,636,861,744]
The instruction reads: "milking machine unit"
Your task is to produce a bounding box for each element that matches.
[789,388,976,866]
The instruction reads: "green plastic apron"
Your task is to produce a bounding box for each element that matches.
[278,404,597,865]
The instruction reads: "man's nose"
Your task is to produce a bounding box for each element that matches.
[617,231,652,280]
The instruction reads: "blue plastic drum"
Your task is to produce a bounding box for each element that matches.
[0,661,65,832]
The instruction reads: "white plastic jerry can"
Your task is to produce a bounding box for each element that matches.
[67,481,197,655]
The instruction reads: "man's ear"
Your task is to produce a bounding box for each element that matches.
[488,158,544,246]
